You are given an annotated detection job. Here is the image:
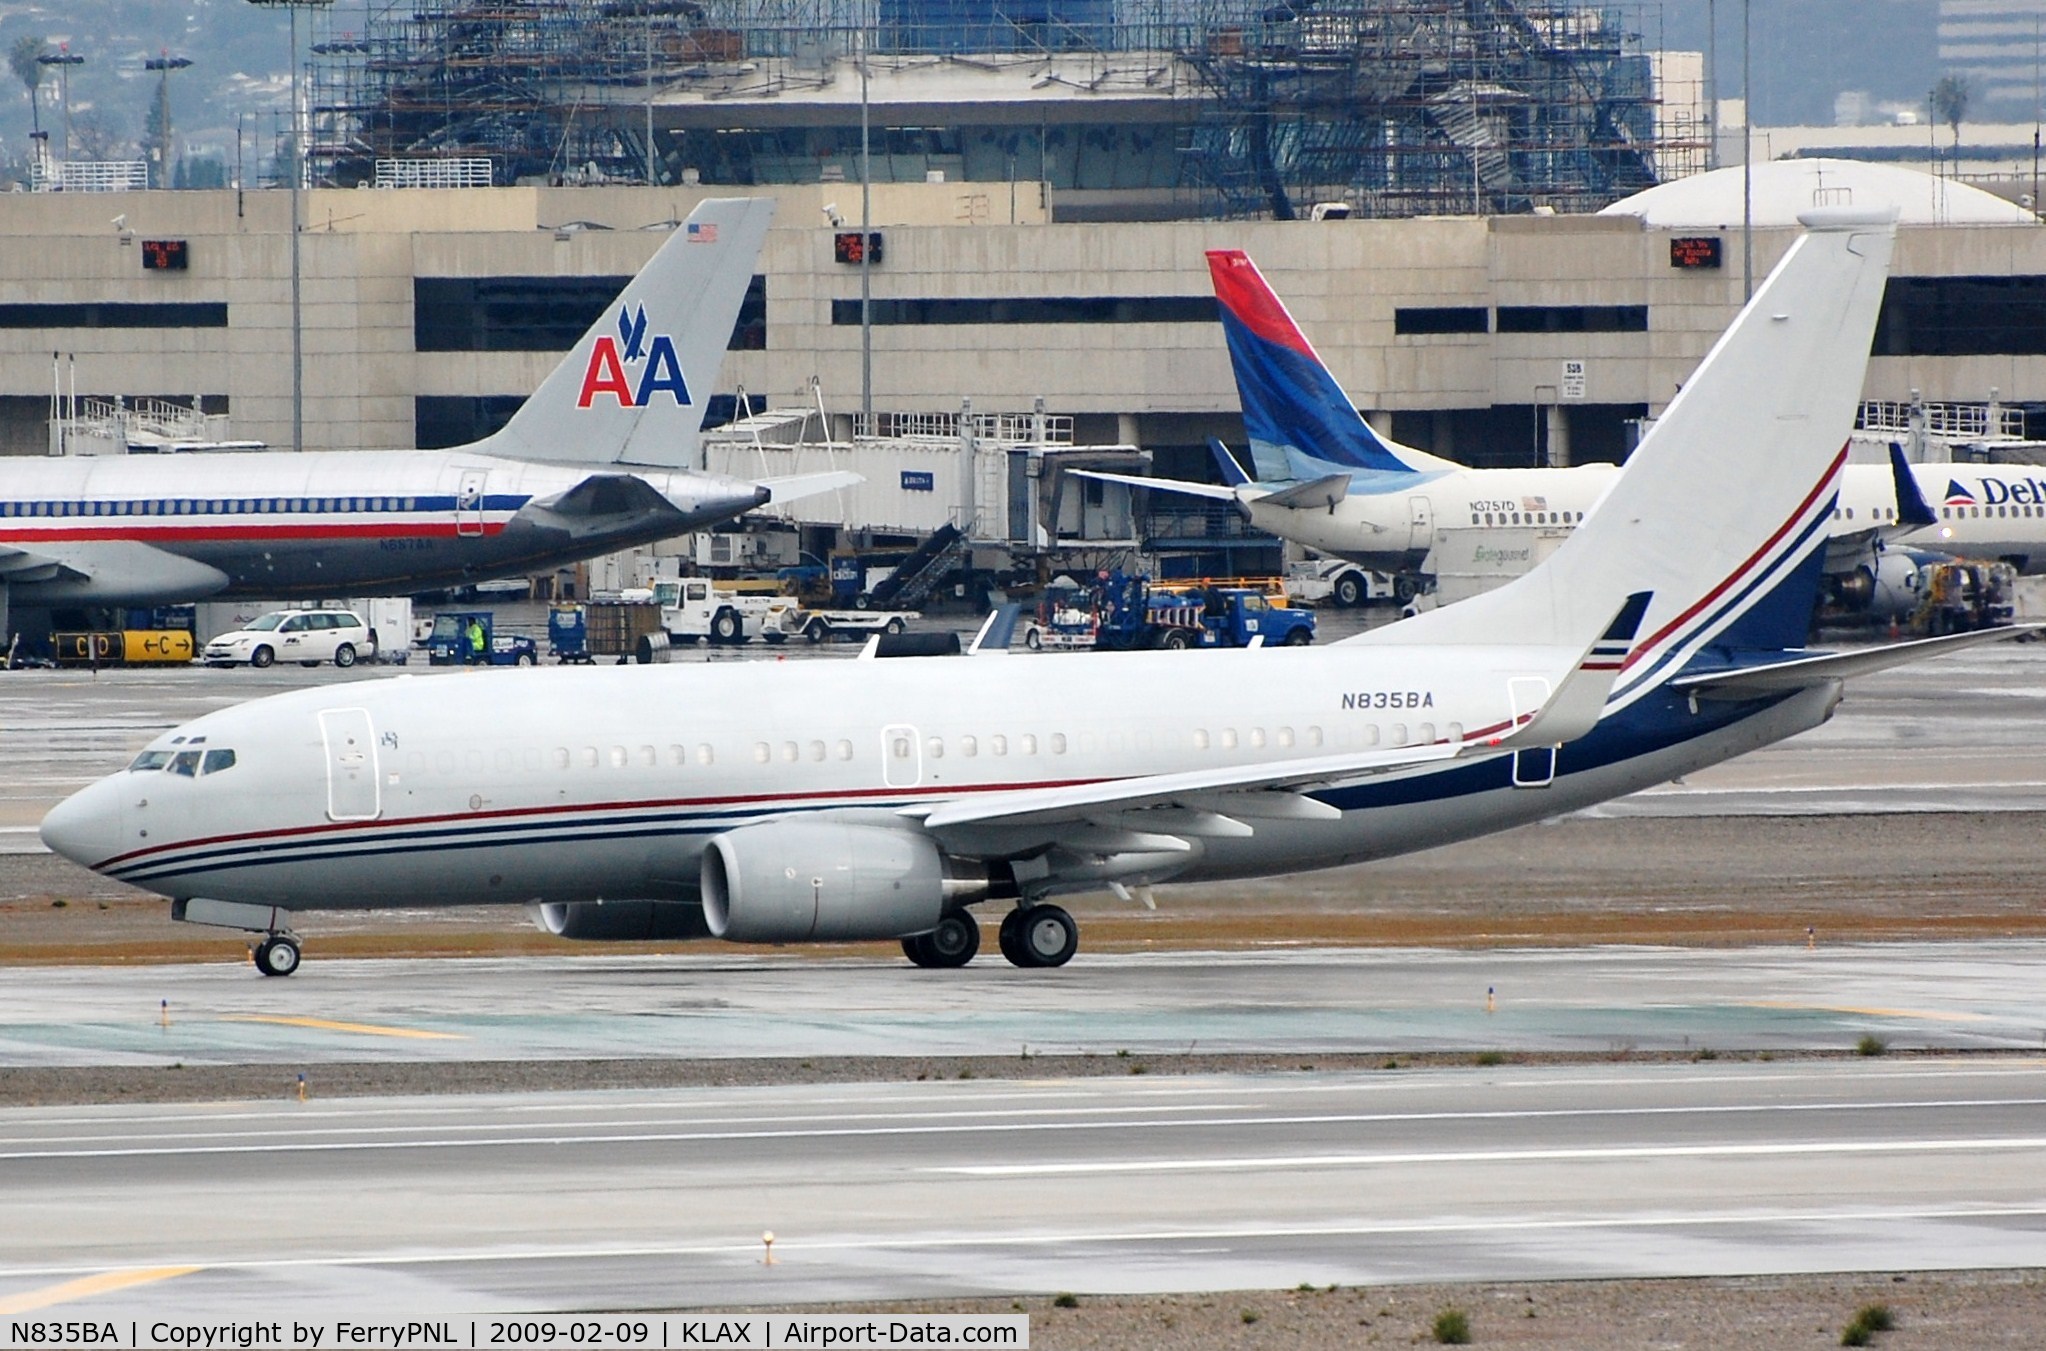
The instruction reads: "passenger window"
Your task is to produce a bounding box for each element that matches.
[809,740,826,762]
[960,735,977,757]
[1308,726,1325,748]
[781,741,799,763]
[753,742,770,764]
[582,747,598,768]
[891,734,912,760]
[1363,725,1381,746]
[553,748,570,769]
[281,617,306,632]
[1194,729,1211,750]
[1390,724,1409,746]
[1249,728,1266,749]
[926,737,945,759]
[639,746,656,767]
[1446,722,1465,741]
[697,744,715,765]
[168,751,202,777]
[1418,722,1437,743]
[836,740,853,761]
[1050,733,1067,755]
[670,744,687,766]
[1020,733,1038,755]
[609,746,627,768]
[128,750,173,772]
[990,734,1007,756]
[1277,727,1295,748]
[1221,728,1238,750]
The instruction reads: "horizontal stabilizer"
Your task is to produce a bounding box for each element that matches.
[532,473,689,520]
[969,603,1022,654]
[759,471,863,504]
[0,539,229,605]
[1208,438,1252,487]
[1671,624,2044,696]
[1069,468,1244,504]
[1497,591,1652,747]
[1260,473,1352,512]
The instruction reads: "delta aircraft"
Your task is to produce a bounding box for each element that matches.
[0,197,854,643]
[1084,249,2039,615]
[41,209,2032,977]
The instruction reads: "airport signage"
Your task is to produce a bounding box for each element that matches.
[1670,235,1722,269]
[141,239,188,271]
[833,230,884,265]
[900,470,935,492]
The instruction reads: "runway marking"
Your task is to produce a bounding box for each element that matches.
[3,1099,2044,1159]
[0,1266,200,1314]
[4,1207,2046,1281]
[1743,1000,1992,1023]
[939,1136,2046,1176]
[218,1015,465,1041]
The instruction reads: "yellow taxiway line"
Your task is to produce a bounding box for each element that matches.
[1744,1000,1990,1024]
[221,1014,466,1040]
[0,1266,201,1315]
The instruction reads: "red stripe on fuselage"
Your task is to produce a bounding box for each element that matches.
[1,521,510,543]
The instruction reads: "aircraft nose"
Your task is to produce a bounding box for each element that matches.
[39,778,123,871]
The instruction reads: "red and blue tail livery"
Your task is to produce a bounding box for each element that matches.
[576,303,692,409]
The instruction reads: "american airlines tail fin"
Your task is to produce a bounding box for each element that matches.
[479,197,775,470]
[1206,249,1458,479]
[1365,209,1898,690]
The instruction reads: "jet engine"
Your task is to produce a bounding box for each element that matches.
[700,821,988,943]
[532,899,713,941]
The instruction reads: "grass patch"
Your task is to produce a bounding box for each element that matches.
[1856,1034,1889,1057]
[1431,1307,1471,1344]
[1472,1051,1507,1067]
[1052,1293,1078,1309]
[1240,1309,1259,1325]
[1841,1303,1896,1345]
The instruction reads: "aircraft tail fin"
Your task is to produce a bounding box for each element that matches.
[1889,442,1937,529]
[1361,209,1898,694]
[479,197,775,470]
[1207,437,1252,487]
[1205,249,1458,478]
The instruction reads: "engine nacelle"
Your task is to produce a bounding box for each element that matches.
[701,821,986,943]
[532,899,712,942]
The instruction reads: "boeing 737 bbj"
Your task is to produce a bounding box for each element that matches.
[41,209,2033,977]
[0,197,854,643]
[1084,249,2041,614]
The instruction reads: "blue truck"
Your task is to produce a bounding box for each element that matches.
[1064,573,1315,651]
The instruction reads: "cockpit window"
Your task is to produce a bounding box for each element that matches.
[167,751,202,777]
[200,749,238,776]
[245,613,286,632]
[128,750,173,772]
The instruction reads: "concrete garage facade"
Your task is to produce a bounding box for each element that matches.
[1,180,2043,477]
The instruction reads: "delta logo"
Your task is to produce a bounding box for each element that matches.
[576,304,690,409]
[1945,479,1976,507]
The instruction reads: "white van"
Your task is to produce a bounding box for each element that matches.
[201,609,371,668]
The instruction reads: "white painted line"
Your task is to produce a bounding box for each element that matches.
[939,1136,2046,1176]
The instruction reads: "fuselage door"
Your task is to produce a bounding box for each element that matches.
[318,708,382,821]
[1407,495,1433,555]
[456,469,487,538]
[1507,675,1556,788]
[881,723,921,789]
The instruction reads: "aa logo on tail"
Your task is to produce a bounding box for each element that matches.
[577,303,691,409]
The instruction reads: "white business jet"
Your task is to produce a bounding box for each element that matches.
[41,209,2029,976]
[0,197,855,641]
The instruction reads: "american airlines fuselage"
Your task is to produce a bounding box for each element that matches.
[0,450,767,604]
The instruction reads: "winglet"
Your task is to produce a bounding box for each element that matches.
[1889,442,1936,529]
[1498,591,1651,748]
[1207,437,1252,487]
[969,603,1022,655]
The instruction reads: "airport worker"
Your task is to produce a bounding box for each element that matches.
[466,617,486,664]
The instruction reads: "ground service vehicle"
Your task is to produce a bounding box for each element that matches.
[425,612,538,666]
[1085,574,1316,651]
[202,609,372,668]
[652,578,795,644]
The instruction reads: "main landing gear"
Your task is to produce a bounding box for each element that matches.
[253,932,302,977]
[899,903,1081,970]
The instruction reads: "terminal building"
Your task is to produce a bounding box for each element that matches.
[1,159,2043,569]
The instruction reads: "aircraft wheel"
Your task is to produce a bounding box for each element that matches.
[998,908,1028,965]
[333,643,356,668]
[254,935,301,977]
[1333,572,1365,608]
[901,934,938,967]
[928,912,980,967]
[249,646,275,669]
[1019,905,1078,968]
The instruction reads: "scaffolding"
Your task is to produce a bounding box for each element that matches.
[304,0,1704,215]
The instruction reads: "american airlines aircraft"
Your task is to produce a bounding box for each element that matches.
[0,197,853,644]
[40,209,2029,977]
[1085,249,2040,611]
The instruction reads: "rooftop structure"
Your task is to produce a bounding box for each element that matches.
[305,0,1705,220]
[1601,158,2041,229]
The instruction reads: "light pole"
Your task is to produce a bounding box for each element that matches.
[145,52,193,188]
[1741,0,1752,302]
[859,27,873,428]
[247,1,332,455]
[35,46,82,160]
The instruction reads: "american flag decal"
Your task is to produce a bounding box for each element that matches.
[687,222,717,243]
[1522,495,1549,512]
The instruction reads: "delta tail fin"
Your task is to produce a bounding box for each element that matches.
[480,197,775,470]
[1360,209,1899,699]
[1206,249,1458,479]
